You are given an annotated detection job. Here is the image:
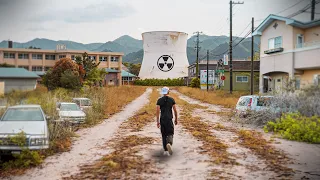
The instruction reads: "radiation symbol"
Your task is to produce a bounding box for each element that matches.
[157,55,174,72]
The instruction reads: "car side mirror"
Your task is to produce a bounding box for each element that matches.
[56,108,60,111]
[80,108,84,111]
[46,115,51,120]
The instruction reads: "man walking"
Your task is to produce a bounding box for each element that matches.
[156,87,178,156]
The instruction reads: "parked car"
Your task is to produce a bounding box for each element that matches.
[236,95,274,116]
[57,102,86,124]
[72,98,92,110]
[0,105,49,153]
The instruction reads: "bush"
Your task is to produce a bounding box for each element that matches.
[134,78,184,86]
[190,78,200,88]
[264,113,320,143]
[60,70,82,90]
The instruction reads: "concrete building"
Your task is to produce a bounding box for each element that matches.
[253,14,320,93]
[0,44,124,86]
[122,70,138,85]
[0,68,39,95]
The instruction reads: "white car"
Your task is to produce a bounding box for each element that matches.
[72,98,92,110]
[0,105,49,153]
[236,95,274,116]
[57,103,86,124]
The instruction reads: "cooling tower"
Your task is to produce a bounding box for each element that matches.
[139,31,190,79]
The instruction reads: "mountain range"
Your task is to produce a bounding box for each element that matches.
[0,35,260,64]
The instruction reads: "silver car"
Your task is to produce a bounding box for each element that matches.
[57,103,86,124]
[0,105,49,153]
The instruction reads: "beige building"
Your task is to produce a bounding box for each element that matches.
[0,46,124,85]
[253,14,320,93]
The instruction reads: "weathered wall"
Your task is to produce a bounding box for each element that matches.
[0,78,37,93]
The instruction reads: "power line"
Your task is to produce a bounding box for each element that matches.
[233,21,251,43]
[276,0,307,15]
[287,0,320,18]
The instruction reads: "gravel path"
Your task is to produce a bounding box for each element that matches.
[8,88,152,180]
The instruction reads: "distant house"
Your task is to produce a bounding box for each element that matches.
[253,14,320,93]
[0,68,39,95]
[104,68,121,86]
[188,60,259,91]
[121,70,138,85]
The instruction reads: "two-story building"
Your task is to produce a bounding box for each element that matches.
[0,42,124,86]
[253,14,320,93]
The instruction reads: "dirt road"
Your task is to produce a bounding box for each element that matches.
[8,88,320,180]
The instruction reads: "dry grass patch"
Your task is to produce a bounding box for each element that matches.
[121,88,159,131]
[67,135,157,180]
[176,87,246,108]
[236,130,293,177]
[104,86,146,117]
[171,93,236,175]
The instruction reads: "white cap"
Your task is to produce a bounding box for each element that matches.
[160,87,170,95]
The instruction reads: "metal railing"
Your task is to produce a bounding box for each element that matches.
[295,41,320,49]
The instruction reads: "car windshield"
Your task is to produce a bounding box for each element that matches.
[1,108,44,121]
[81,100,92,106]
[60,104,81,111]
[257,97,273,106]
[237,97,251,106]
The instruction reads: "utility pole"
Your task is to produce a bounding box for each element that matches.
[229,1,244,94]
[251,17,254,95]
[194,31,202,78]
[207,50,209,91]
[311,0,315,20]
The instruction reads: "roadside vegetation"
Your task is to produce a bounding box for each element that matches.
[176,86,245,108]
[0,85,146,177]
[134,78,184,86]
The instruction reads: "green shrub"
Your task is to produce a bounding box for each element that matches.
[190,78,200,88]
[1,132,43,169]
[264,113,320,143]
[134,78,184,86]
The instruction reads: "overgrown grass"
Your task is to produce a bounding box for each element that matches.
[176,87,246,108]
[264,113,320,143]
[0,85,147,177]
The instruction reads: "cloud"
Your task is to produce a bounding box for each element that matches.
[27,27,55,32]
[29,2,135,23]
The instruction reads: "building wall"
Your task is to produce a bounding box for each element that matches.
[105,73,119,86]
[304,26,320,43]
[260,20,294,58]
[0,78,37,93]
[221,71,259,91]
[300,69,320,88]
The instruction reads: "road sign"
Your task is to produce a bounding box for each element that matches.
[223,54,228,65]
[221,76,226,80]
[216,69,225,73]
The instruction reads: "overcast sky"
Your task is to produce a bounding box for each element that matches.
[0,0,319,43]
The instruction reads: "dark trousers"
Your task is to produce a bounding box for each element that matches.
[160,118,174,151]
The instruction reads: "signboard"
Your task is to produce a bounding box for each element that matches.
[56,44,67,50]
[200,70,215,90]
[223,54,228,65]
[216,69,225,73]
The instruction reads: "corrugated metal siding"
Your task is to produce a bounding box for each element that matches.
[0,78,37,93]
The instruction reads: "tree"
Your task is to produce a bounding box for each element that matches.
[123,62,141,76]
[85,68,107,86]
[0,63,15,67]
[43,58,79,90]
[75,52,100,83]
[60,70,81,90]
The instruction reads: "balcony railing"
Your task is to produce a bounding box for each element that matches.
[295,41,320,49]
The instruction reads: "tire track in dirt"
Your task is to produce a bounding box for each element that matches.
[172,90,293,179]
[8,88,152,180]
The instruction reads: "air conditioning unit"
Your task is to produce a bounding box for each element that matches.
[314,74,319,86]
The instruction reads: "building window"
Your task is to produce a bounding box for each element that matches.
[45,67,52,71]
[111,56,119,62]
[58,55,66,59]
[268,36,282,49]
[99,56,107,62]
[32,66,43,71]
[45,54,56,60]
[4,52,15,59]
[88,56,96,60]
[18,53,29,59]
[18,66,29,70]
[236,76,248,83]
[32,54,43,60]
